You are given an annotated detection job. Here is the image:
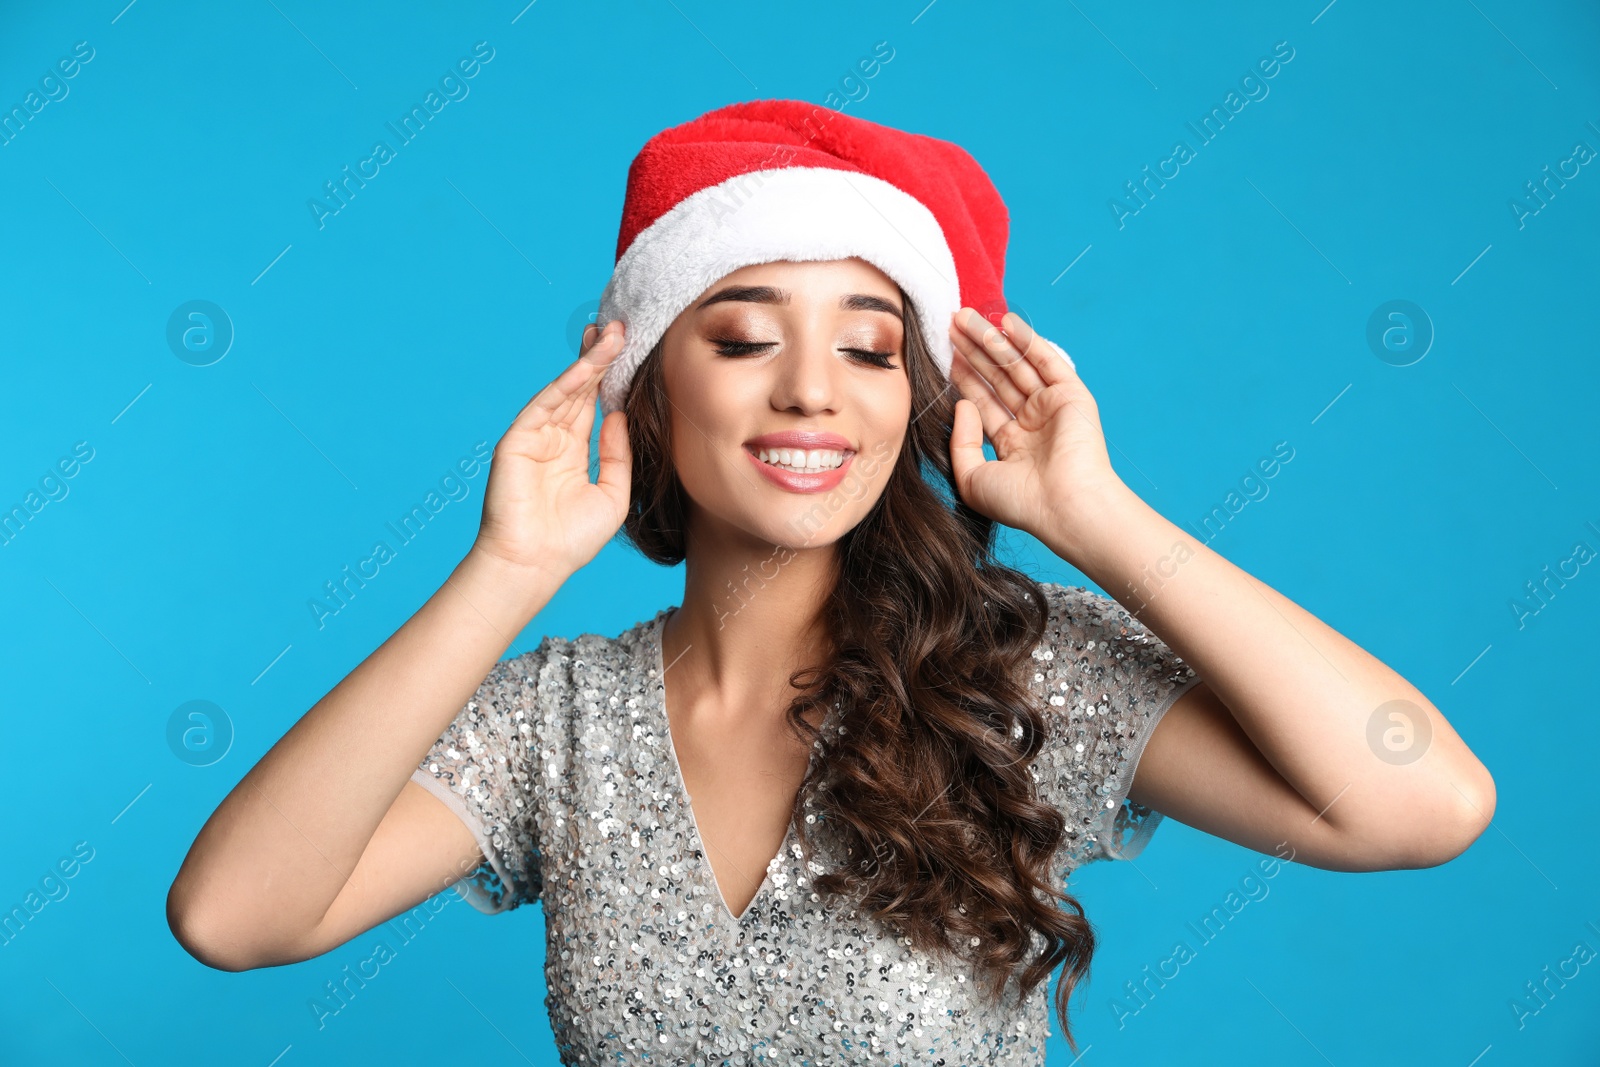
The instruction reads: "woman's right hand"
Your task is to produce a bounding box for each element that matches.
[471,319,633,580]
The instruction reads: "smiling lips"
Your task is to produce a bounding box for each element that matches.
[743,431,857,494]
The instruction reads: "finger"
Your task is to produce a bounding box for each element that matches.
[950,324,1028,414]
[581,319,626,365]
[595,409,632,507]
[996,311,1076,388]
[546,370,597,433]
[948,397,987,497]
[510,324,620,435]
[569,380,599,443]
[509,356,599,436]
[558,321,628,426]
[954,307,1046,399]
[949,348,1015,443]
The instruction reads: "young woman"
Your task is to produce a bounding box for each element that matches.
[166,100,1495,1063]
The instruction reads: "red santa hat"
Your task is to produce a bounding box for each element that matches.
[594,99,1066,415]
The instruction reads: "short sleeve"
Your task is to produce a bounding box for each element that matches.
[409,644,547,914]
[1028,582,1202,877]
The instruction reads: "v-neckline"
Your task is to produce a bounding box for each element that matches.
[648,607,814,925]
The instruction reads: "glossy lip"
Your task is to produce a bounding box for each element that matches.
[744,447,855,494]
[744,430,855,452]
[742,430,857,495]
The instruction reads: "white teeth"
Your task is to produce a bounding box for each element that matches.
[754,447,847,472]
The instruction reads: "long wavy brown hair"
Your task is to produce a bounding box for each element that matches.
[617,287,1098,1050]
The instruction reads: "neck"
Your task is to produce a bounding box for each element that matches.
[663,510,840,723]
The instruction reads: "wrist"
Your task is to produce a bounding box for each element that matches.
[451,546,568,627]
[1037,477,1148,573]
[1047,483,1201,618]
[466,535,575,585]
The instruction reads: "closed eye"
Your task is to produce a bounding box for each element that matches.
[710,339,773,356]
[845,348,899,369]
[710,339,898,369]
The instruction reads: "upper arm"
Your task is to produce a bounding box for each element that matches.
[291,779,489,962]
[1034,582,1377,873]
[1131,679,1377,871]
[291,648,551,963]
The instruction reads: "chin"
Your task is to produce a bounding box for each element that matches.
[746,509,851,552]
[684,462,882,552]
[706,494,858,551]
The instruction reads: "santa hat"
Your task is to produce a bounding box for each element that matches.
[593,99,1065,415]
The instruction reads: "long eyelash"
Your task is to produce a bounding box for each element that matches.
[710,339,772,356]
[844,349,898,368]
[709,338,898,368]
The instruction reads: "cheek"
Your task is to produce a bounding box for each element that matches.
[672,370,770,479]
[668,412,746,506]
[864,397,912,462]
[868,368,912,414]
[669,427,719,493]
[662,356,727,481]
[856,440,901,499]
[666,350,753,427]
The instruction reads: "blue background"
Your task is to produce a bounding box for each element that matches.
[2,0,1597,1063]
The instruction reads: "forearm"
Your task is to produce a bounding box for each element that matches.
[168,548,565,953]
[1038,479,1494,842]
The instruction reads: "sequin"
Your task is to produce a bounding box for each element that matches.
[409,582,1200,1063]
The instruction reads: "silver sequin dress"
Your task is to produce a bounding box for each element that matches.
[410,582,1201,1064]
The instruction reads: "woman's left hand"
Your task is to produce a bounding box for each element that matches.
[947,307,1125,546]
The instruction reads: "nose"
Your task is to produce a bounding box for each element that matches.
[770,331,838,416]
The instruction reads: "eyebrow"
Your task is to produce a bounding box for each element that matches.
[694,284,904,321]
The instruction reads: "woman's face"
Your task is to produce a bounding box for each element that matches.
[659,257,913,551]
